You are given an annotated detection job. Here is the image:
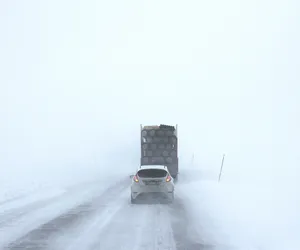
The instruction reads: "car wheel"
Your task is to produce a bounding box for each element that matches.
[131,194,136,204]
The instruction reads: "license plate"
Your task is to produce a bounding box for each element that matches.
[144,180,161,185]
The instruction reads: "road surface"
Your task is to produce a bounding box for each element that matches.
[0,177,216,250]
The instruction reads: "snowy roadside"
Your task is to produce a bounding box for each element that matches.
[176,167,300,250]
[0,172,55,205]
[0,166,133,211]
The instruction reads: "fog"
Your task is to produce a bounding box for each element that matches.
[1,0,299,187]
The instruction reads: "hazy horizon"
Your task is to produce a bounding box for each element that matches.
[1,0,299,184]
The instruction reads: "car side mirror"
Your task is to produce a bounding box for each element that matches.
[129,174,134,179]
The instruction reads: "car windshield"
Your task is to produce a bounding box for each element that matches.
[137,169,168,178]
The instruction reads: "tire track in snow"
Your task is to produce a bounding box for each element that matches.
[60,190,130,250]
[0,192,65,228]
[70,199,154,250]
[75,202,177,250]
[151,204,176,250]
[0,178,128,228]
[3,179,213,250]
[131,205,153,250]
[3,179,130,250]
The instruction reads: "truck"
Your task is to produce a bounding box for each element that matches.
[140,124,179,179]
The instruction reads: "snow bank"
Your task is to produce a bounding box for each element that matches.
[177,167,300,250]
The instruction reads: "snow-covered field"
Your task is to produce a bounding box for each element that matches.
[0,166,133,211]
[177,167,300,250]
[0,172,62,205]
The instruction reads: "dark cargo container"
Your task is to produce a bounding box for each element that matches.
[140,124,178,179]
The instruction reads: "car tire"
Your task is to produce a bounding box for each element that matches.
[131,194,136,204]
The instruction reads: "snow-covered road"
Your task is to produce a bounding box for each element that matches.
[0,177,207,250]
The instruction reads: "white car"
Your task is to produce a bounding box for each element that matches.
[130,165,175,204]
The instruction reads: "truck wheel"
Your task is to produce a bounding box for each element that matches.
[173,175,178,182]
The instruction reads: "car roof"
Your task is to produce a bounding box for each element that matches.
[137,165,168,171]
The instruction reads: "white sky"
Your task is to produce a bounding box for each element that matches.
[0,0,299,183]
